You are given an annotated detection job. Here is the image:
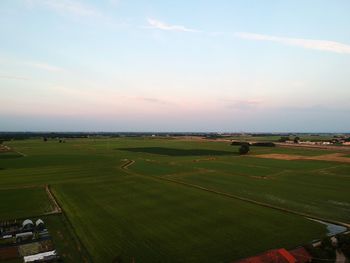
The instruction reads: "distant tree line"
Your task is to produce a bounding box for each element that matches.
[231,141,275,147]
[0,132,90,141]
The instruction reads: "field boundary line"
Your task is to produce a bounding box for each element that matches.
[44,184,62,215]
[120,159,135,169]
[2,144,27,156]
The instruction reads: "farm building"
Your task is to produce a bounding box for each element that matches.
[23,250,58,262]
[22,220,34,231]
[289,247,312,262]
[35,219,45,231]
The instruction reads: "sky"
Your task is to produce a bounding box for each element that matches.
[1,0,350,132]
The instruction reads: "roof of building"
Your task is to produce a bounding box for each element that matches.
[289,247,312,263]
[35,219,44,226]
[22,219,34,227]
[235,248,296,263]
[23,250,56,262]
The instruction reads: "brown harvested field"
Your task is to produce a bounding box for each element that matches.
[18,240,54,256]
[18,242,41,256]
[38,240,54,253]
[277,143,350,152]
[253,153,350,163]
[0,247,19,260]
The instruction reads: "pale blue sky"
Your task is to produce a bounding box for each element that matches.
[1,0,350,132]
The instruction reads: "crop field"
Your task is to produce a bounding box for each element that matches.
[0,137,349,262]
[0,187,52,220]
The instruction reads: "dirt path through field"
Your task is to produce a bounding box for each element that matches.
[252,153,350,163]
[120,159,135,169]
[0,144,27,156]
[0,145,11,152]
[44,185,62,215]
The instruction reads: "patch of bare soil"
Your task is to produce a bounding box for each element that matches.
[0,145,11,152]
[253,153,350,163]
[18,242,41,256]
[45,185,62,214]
[120,159,135,169]
[0,247,19,260]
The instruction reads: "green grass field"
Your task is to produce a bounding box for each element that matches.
[0,187,52,220]
[0,137,349,262]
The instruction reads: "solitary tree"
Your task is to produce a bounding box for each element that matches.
[239,144,250,155]
[294,136,300,144]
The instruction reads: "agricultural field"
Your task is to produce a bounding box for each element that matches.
[0,187,52,220]
[0,137,349,262]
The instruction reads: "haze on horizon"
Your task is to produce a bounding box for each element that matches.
[1,0,350,133]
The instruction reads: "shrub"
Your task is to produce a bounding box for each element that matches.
[294,136,300,144]
[239,144,250,155]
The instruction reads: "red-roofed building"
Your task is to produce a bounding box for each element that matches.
[289,247,312,263]
[235,247,312,263]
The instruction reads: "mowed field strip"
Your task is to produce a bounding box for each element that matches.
[253,152,350,163]
[0,138,349,262]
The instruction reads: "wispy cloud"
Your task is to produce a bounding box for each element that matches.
[147,18,200,33]
[234,32,350,54]
[26,62,64,72]
[145,19,350,54]
[26,0,101,17]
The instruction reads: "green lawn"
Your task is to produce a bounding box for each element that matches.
[0,138,349,262]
